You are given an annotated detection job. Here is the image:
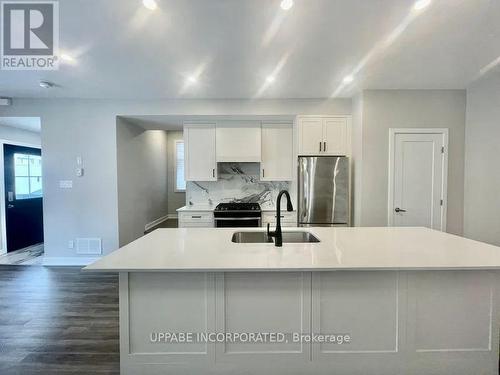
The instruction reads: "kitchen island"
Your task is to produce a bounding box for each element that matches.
[85,227,500,375]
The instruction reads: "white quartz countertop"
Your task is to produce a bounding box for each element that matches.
[176,205,215,212]
[84,227,500,272]
[176,205,295,212]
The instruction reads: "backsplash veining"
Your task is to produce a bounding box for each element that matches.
[186,163,291,209]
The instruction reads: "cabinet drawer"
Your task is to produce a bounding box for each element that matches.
[178,211,214,224]
[262,211,297,227]
[262,211,297,221]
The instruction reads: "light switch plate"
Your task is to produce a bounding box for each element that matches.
[59,180,73,189]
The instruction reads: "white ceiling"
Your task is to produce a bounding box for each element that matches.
[1,0,499,99]
[0,117,41,133]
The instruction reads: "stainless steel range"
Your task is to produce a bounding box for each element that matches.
[214,203,262,227]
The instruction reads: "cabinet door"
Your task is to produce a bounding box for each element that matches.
[261,123,293,181]
[298,117,323,155]
[216,122,261,162]
[184,124,216,181]
[323,117,347,155]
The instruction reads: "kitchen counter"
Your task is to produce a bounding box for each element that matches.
[176,205,294,212]
[84,226,500,375]
[84,226,500,272]
[176,205,216,212]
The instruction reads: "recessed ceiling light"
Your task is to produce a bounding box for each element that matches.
[266,75,276,83]
[60,53,75,63]
[187,76,197,84]
[342,75,354,84]
[142,0,158,10]
[39,81,54,89]
[280,0,294,11]
[413,0,431,11]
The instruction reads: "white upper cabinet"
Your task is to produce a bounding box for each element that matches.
[216,122,261,162]
[298,117,323,154]
[323,117,348,155]
[261,123,293,181]
[298,116,350,156]
[184,123,217,181]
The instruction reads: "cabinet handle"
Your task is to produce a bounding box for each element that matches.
[324,141,327,152]
[319,142,322,152]
[212,168,215,178]
[192,215,202,219]
[262,169,265,178]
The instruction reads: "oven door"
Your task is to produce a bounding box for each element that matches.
[214,217,261,228]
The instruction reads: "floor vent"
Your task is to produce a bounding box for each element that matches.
[76,238,102,255]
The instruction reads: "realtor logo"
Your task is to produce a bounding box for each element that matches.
[1,1,59,70]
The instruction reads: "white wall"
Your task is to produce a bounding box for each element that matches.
[166,131,185,216]
[0,124,41,145]
[351,94,363,227]
[116,118,168,246]
[0,98,351,262]
[464,74,500,246]
[357,90,466,235]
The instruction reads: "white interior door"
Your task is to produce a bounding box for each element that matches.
[389,130,447,231]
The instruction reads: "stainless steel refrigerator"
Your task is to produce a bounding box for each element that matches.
[298,156,350,226]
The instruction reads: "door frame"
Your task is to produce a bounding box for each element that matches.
[0,140,42,254]
[387,128,449,231]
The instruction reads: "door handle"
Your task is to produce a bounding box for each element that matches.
[394,207,406,213]
[7,204,14,209]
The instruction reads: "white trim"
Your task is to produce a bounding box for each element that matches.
[174,139,186,192]
[387,128,448,231]
[144,214,169,231]
[43,256,100,266]
[0,139,42,255]
[167,214,178,220]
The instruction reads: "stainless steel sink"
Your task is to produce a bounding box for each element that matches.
[231,231,320,244]
[231,231,273,243]
[280,231,320,243]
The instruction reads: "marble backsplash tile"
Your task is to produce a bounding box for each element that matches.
[186,163,292,209]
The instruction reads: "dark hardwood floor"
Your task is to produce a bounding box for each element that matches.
[0,266,119,374]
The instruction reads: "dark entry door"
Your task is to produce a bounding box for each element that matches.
[4,144,43,252]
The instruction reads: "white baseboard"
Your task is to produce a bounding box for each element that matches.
[43,256,100,266]
[145,214,177,231]
[145,215,169,231]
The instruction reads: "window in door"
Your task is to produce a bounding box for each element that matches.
[175,141,186,192]
[14,153,43,199]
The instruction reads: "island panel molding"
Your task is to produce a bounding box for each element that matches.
[117,270,499,375]
[312,271,400,354]
[215,272,311,360]
[410,270,493,352]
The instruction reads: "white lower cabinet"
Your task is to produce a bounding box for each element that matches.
[262,211,297,228]
[178,211,214,228]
